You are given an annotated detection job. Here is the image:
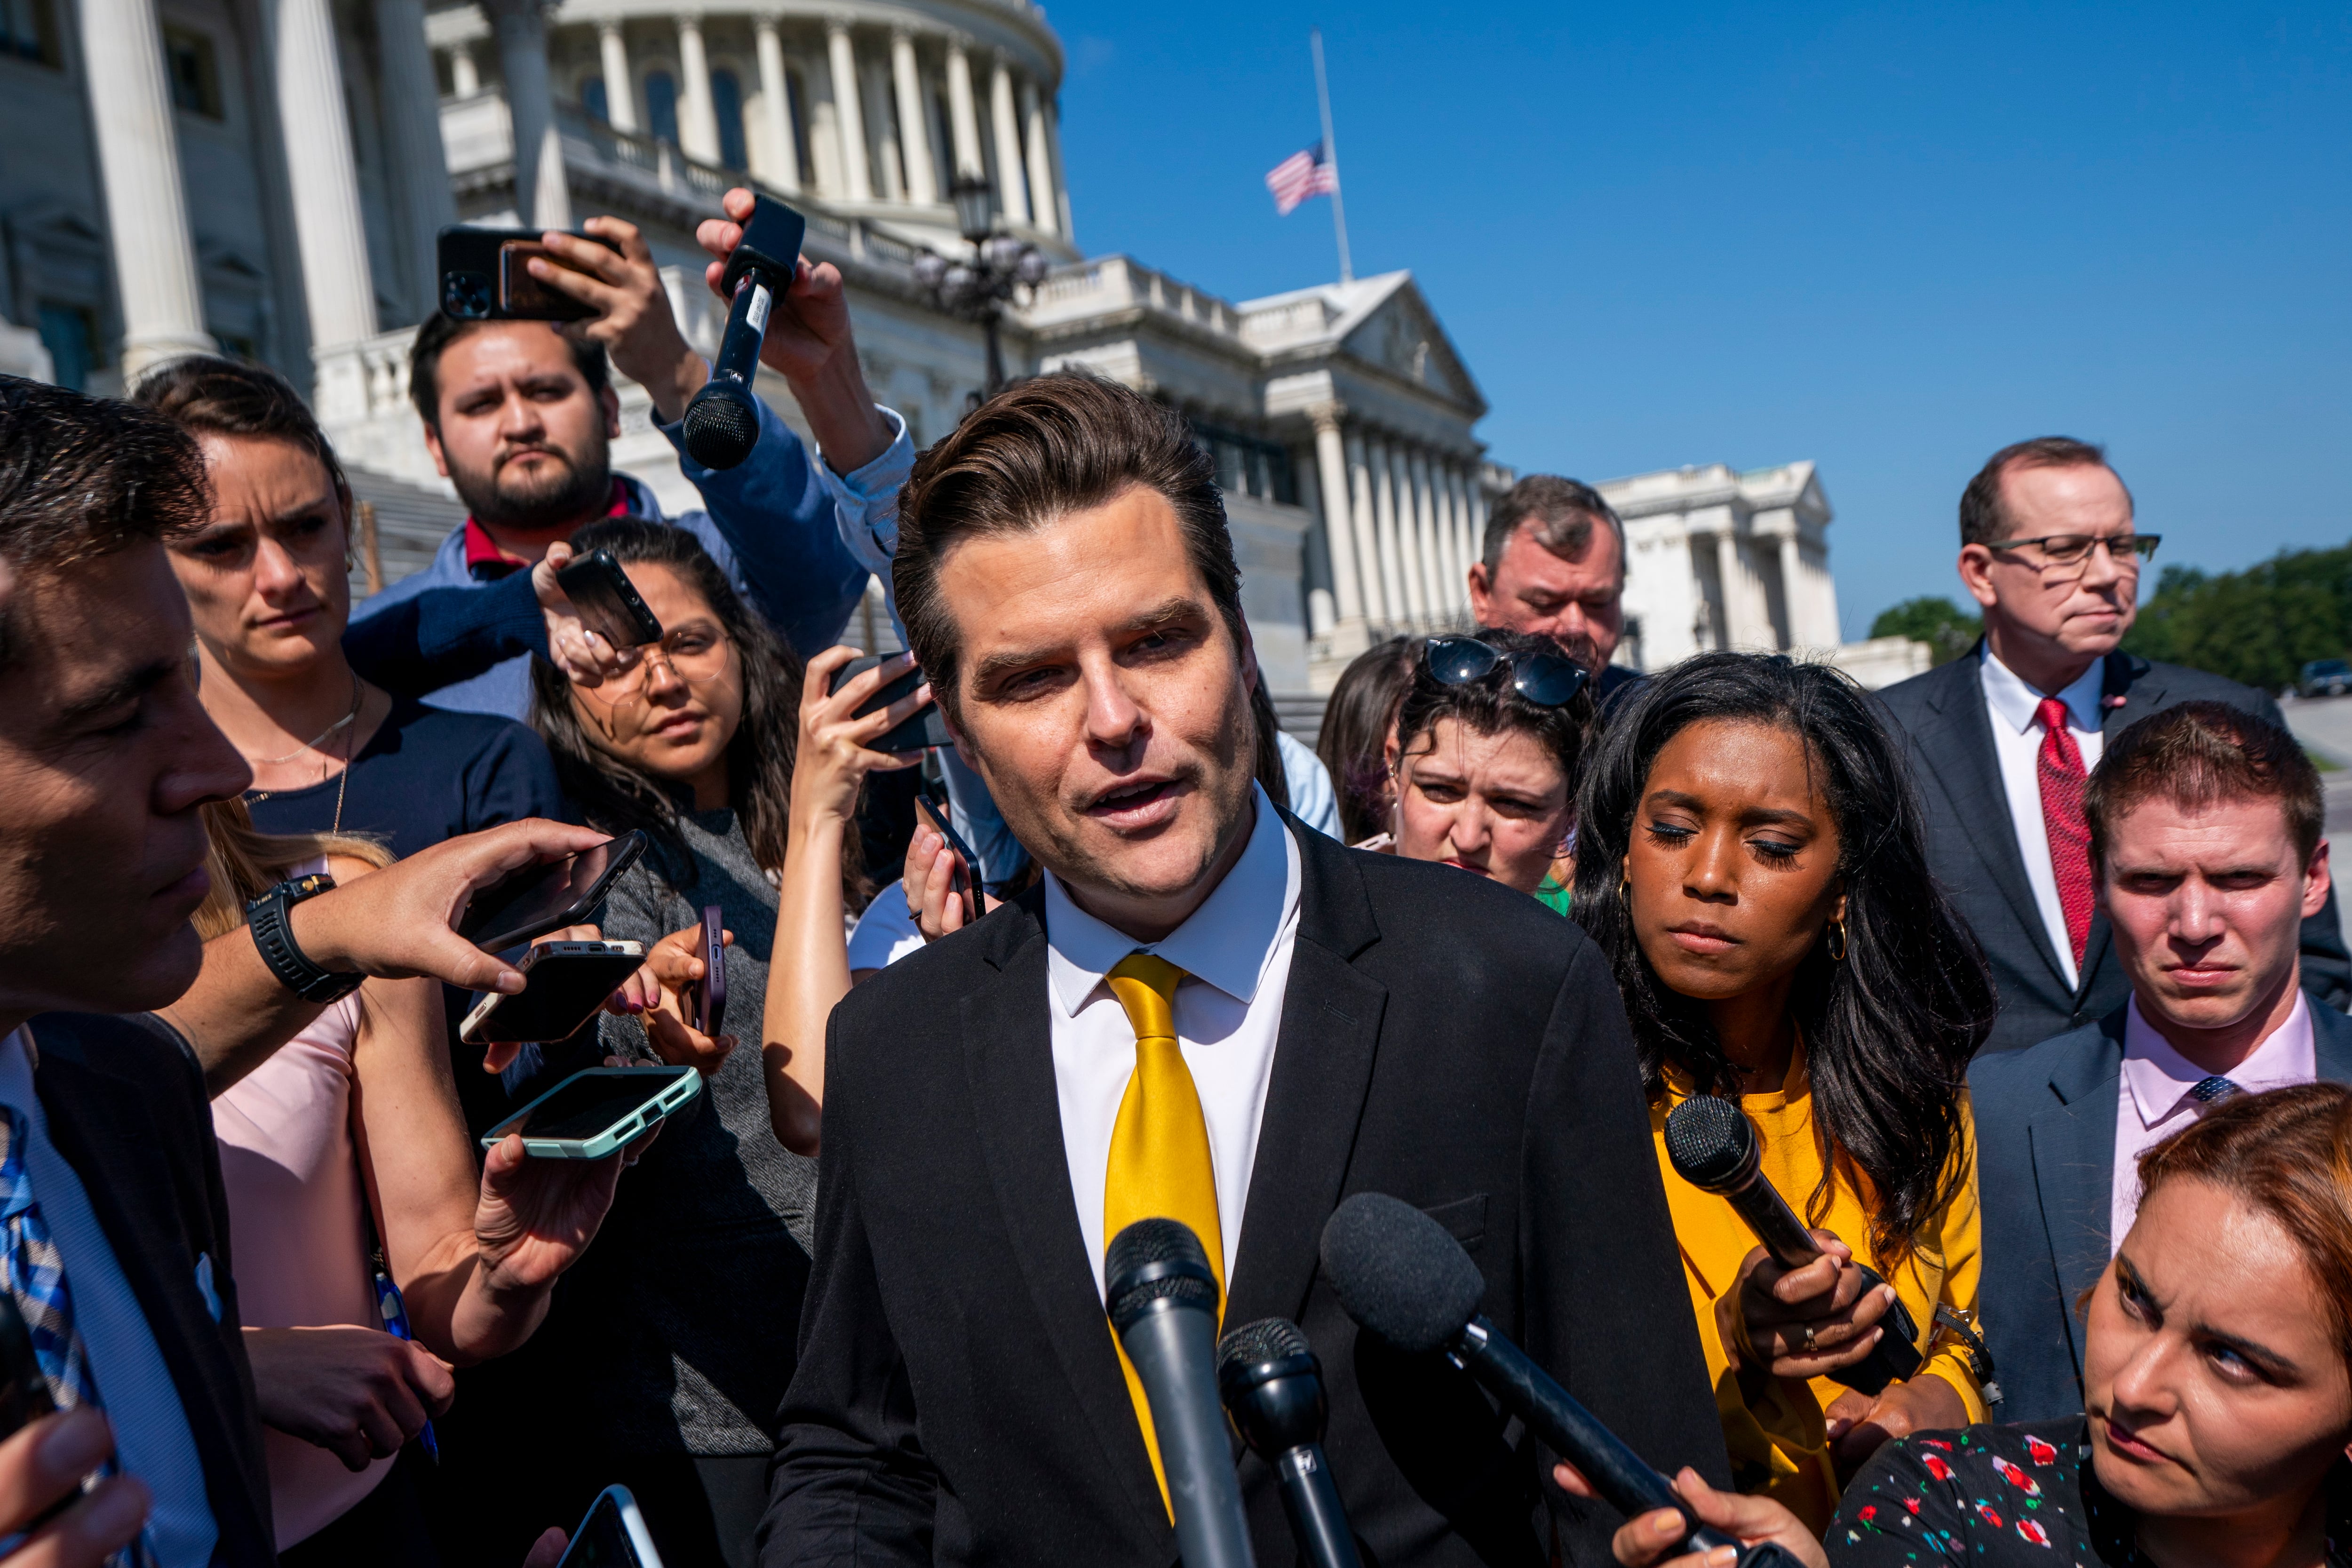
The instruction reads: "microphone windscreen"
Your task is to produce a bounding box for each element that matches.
[1662,1096,1755,1193]
[1319,1193,1482,1353]
[681,384,761,470]
[1217,1316,1310,1379]
[1105,1218,1217,1334]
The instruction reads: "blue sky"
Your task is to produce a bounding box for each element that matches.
[1049,2,2352,639]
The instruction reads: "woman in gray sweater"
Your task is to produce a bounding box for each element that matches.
[524,516,924,1568]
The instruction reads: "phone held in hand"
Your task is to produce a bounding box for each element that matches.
[459,940,647,1048]
[482,1066,700,1161]
[691,905,727,1035]
[459,830,648,955]
[556,1484,666,1567]
[437,226,622,322]
[556,549,664,652]
[915,785,984,927]
[827,654,950,755]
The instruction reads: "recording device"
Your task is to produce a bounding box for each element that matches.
[1104,1219,1256,1568]
[458,830,648,955]
[556,550,664,652]
[1217,1318,1363,1568]
[1319,1193,1809,1568]
[690,905,727,1035]
[481,1065,701,1160]
[437,226,622,322]
[916,752,985,924]
[556,1483,666,1567]
[827,653,950,756]
[1661,1096,1923,1395]
[459,939,647,1048]
[680,197,808,470]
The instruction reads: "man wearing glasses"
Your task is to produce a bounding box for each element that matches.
[1878,436,2350,1055]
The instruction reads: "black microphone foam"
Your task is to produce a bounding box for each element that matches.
[1319,1192,1483,1354]
[680,383,760,470]
[1106,1217,1219,1334]
[1663,1095,1758,1192]
[1219,1316,1310,1371]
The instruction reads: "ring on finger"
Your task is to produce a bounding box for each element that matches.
[1798,1323,1818,1354]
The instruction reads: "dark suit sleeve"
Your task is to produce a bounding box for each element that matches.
[2251,691,2352,1011]
[1520,940,1730,1560]
[759,1010,935,1567]
[341,572,548,699]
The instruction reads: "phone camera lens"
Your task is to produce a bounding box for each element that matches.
[444,271,493,319]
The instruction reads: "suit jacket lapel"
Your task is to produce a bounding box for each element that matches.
[1916,649,2065,990]
[958,897,1168,1540]
[1224,825,1385,1332]
[2026,1013,2125,1381]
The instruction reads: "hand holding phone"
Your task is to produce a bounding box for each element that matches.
[554,549,663,656]
[438,227,623,322]
[827,654,951,756]
[689,906,727,1035]
[458,831,648,956]
[461,941,648,1048]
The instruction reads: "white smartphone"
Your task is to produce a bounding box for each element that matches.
[459,939,645,1047]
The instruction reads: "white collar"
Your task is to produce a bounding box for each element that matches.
[1980,643,2104,736]
[1042,785,1300,1018]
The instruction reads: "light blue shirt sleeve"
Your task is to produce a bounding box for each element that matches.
[0,1033,215,1568]
[1275,729,1343,839]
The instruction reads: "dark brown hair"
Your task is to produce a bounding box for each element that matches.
[2135,1082,2352,1374]
[1959,436,2130,547]
[891,373,1246,717]
[2084,701,2322,871]
[1481,474,1623,582]
[1317,635,1424,844]
[132,355,352,537]
[407,311,610,430]
[1391,628,1594,810]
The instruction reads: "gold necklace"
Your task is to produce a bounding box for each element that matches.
[246,676,363,833]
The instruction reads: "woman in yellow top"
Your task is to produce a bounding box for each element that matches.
[1571,653,1999,1532]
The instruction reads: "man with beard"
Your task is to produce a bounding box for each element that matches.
[349,192,913,720]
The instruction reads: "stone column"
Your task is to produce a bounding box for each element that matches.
[1345,430,1387,625]
[596,21,636,129]
[1777,532,1806,652]
[825,17,873,200]
[486,0,569,228]
[1714,531,1748,650]
[754,15,798,190]
[944,39,983,179]
[865,57,903,200]
[1410,449,1446,625]
[1810,547,1841,645]
[888,29,937,204]
[376,0,456,319]
[1430,457,1460,616]
[77,0,212,374]
[988,58,1030,225]
[1044,99,1072,237]
[675,15,720,162]
[1020,79,1056,237]
[1369,436,1410,626]
[449,42,480,96]
[1309,406,1364,627]
[1451,464,1479,605]
[274,0,378,349]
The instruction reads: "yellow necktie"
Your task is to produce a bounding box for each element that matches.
[1101,952,1222,1520]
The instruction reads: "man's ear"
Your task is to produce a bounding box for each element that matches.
[421,420,452,481]
[1956,544,2000,613]
[601,384,623,440]
[2304,838,2332,920]
[1466,559,1494,620]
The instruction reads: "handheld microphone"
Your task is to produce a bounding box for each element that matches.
[1105,1219,1256,1568]
[1319,1193,1807,1568]
[1217,1318,1363,1568]
[680,197,808,470]
[1661,1096,1922,1394]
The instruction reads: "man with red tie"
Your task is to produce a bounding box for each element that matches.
[1876,437,2350,1056]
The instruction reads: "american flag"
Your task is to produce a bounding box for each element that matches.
[1265,141,1339,215]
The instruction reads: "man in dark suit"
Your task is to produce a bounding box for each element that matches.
[762,376,1725,1566]
[1973,702,2352,1422]
[1876,437,2348,1056]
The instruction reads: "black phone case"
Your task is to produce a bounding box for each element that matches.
[461,829,650,954]
[437,226,622,322]
[461,944,648,1045]
[693,904,727,1035]
[556,550,664,647]
[829,655,950,754]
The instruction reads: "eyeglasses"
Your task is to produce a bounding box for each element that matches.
[1982,533,2161,569]
[578,627,732,701]
[1424,636,1590,708]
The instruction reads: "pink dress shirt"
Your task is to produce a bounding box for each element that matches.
[2111,991,2316,1252]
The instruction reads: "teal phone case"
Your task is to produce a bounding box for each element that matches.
[480,1066,701,1160]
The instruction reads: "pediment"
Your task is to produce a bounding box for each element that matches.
[1338,281,1482,412]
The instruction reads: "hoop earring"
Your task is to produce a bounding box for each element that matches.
[1825,918,1848,963]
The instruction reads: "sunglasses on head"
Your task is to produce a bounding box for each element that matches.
[1423,636,1589,708]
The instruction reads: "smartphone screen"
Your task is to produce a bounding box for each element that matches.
[459,832,648,955]
[493,1067,692,1145]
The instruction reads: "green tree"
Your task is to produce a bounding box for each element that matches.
[1869,596,1982,664]
[2124,545,2352,693]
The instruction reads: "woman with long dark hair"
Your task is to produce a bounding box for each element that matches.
[1573,652,1997,1529]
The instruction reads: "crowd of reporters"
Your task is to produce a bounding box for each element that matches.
[0,181,2341,1568]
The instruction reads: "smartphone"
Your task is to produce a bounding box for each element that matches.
[914,788,983,927]
[437,226,622,322]
[828,654,950,755]
[557,1486,666,1568]
[689,904,727,1035]
[460,940,648,1047]
[556,549,662,651]
[481,1065,701,1160]
[459,830,649,955]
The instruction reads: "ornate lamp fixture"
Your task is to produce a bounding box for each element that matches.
[914,175,1051,396]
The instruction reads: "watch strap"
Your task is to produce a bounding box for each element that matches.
[246,875,363,1004]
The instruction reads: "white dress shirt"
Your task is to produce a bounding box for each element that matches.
[2110,994,2316,1250]
[1980,646,2107,988]
[1043,786,1302,1298]
[0,1028,215,1568]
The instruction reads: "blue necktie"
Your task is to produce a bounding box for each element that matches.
[0,1106,154,1568]
[2190,1075,2241,1105]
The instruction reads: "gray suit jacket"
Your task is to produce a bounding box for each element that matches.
[1875,644,2352,1056]
[1969,999,2352,1423]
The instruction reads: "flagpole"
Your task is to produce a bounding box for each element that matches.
[1311,28,1353,285]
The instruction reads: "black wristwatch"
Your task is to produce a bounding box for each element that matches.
[246,874,364,1004]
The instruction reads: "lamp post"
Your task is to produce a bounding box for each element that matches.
[914,174,1049,397]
